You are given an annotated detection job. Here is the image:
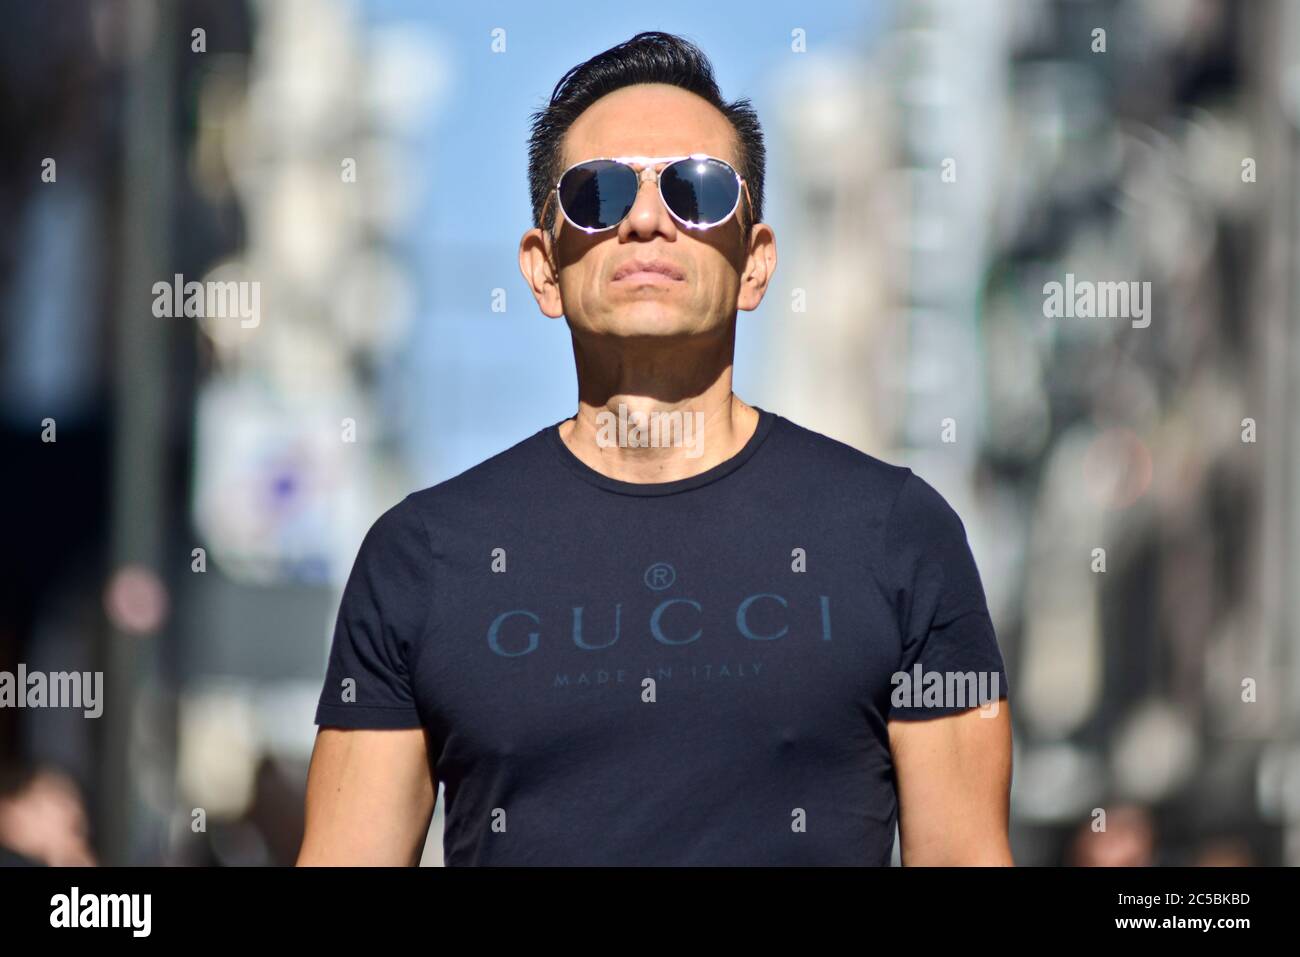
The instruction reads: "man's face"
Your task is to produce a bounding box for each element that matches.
[522,83,773,341]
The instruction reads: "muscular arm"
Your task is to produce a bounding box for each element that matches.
[888,704,1014,866]
[297,727,438,866]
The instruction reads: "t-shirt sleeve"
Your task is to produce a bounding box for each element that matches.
[884,469,1009,720]
[314,495,431,730]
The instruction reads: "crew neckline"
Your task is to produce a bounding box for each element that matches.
[544,405,778,496]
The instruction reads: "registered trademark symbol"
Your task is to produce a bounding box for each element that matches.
[644,562,676,591]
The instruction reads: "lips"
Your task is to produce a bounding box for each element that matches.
[612,258,686,281]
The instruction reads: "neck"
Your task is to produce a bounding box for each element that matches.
[559,332,760,484]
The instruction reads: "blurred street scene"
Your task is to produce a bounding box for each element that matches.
[1,0,1297,866]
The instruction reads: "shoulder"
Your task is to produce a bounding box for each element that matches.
[765,412,912,509]
[886,468,970,549]
[766,413,970,550]
[343,427,553,564]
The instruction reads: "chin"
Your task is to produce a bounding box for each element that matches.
[599,307,698,339]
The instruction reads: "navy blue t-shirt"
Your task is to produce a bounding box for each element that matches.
[314,407,1009,865]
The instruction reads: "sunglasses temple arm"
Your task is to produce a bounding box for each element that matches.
[538,187,556,236]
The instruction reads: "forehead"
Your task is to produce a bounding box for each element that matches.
[561,83,740,168]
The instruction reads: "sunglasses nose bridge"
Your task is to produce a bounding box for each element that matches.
[618,162,672,227]
[626,161,667,201]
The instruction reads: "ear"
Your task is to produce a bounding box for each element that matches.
[737,222,777,313]
[519,225,565,319]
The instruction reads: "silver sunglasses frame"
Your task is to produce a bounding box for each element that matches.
[540,152,754,236]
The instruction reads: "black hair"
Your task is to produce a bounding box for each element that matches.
[527,31,765,242]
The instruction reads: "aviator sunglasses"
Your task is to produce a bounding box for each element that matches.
[541,153,754,234]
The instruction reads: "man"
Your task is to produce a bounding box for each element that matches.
[298,31,1012,866]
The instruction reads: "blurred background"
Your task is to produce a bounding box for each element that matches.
[1,0,1298,867]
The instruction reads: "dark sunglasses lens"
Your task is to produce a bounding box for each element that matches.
[660,157,740,227]
[558,160,639,230]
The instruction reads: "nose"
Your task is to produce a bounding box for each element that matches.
[618,164,678,240]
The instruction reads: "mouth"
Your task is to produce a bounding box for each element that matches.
[611,259,686,283]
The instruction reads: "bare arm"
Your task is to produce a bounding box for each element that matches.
[888,704,1014,866]
[297,727,438,866]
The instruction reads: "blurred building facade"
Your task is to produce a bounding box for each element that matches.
[768,0,1298,864]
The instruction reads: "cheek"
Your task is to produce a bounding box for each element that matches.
[554,267,592,309]
[697,266,735,305]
